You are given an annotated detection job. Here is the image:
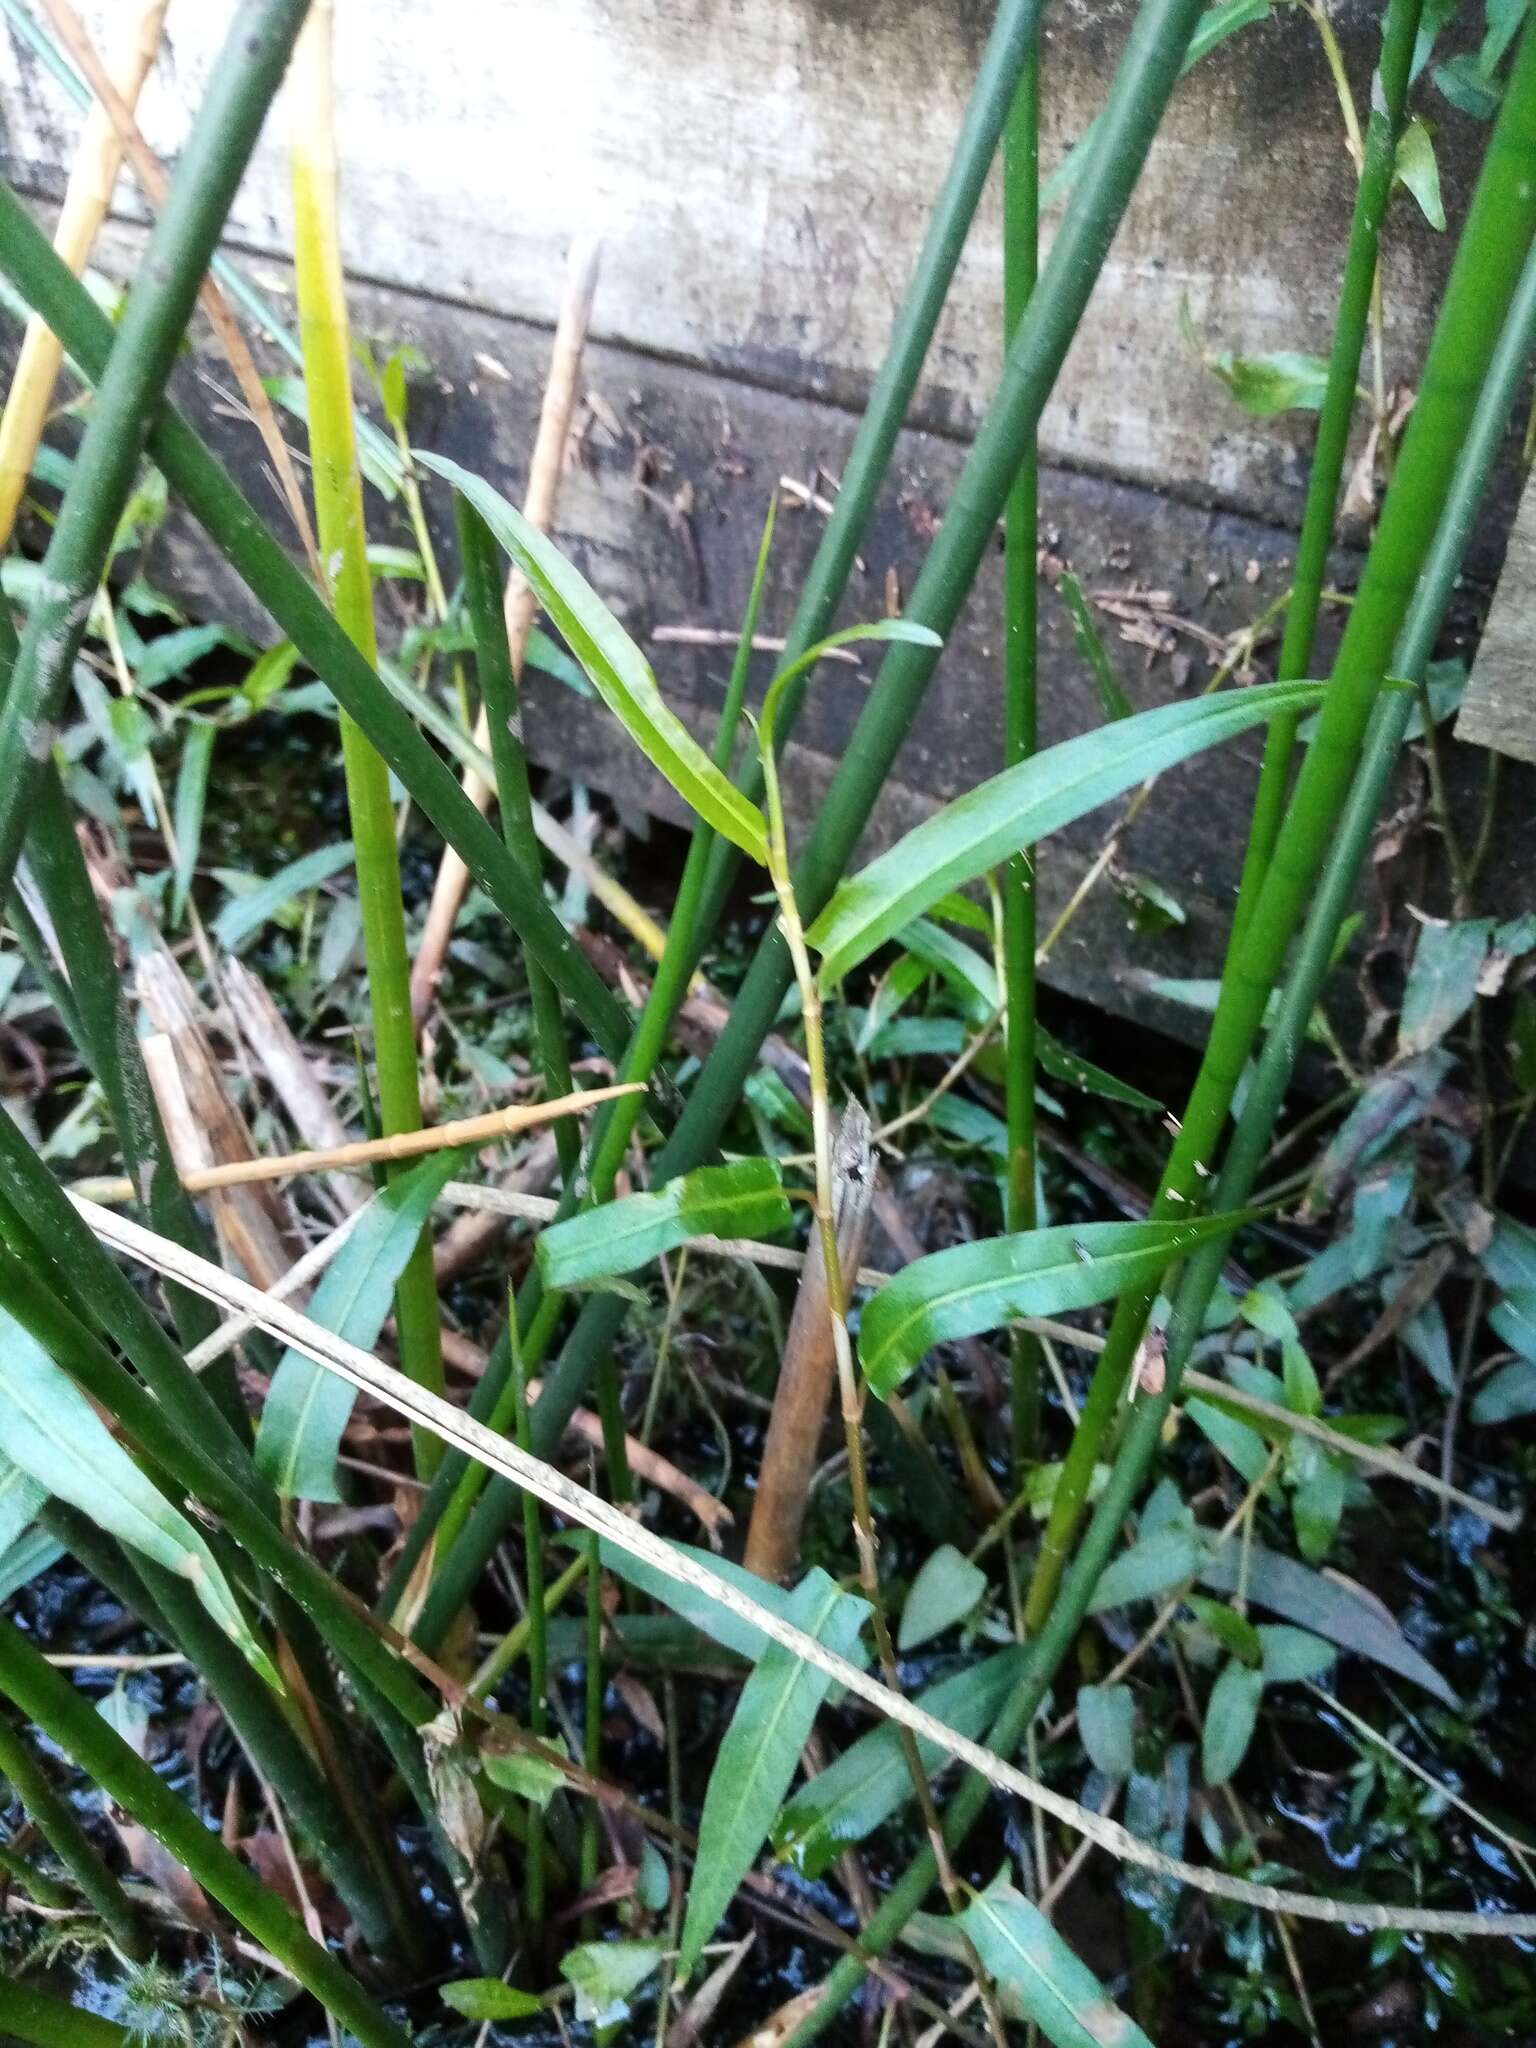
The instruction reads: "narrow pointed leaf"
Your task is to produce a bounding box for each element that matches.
[0,1449,44,1556]
[0,1307,274,1683]
[536,1160,791,1290]
[898,1544,988,1650]
[1203,1659,1264,1785]
[809,681,1324,983]
[1077,1683,1137,1778]
[772,1647,1030,1878]
[859,1213,1252,1396]
[170,720,215,925]
[955,1881,1153,2048]
[679,1568,868,1972]
[211,839,355,951]
[256,1157,462,1502]
[416,451,769,862]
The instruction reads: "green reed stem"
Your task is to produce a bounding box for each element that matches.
[580,1524,603,1919]
[0,0,308,910]
[770,119,1536,2048]
[510,1317,549,1934]
[1022,18,1536,1637]
[0,187,629,1064]
[1002,45,1042,1472]
[0,1705,146,1958]
[423,0,1211,1648]
[0,1616,410,2048]
[456,498,577,1183]
[393,503,778,1616]
[291,3,442,1478]
[0,1984,135,2046]
[1230,0,1422,944]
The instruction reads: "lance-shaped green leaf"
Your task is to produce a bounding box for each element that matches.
[0,1307,274,1684]
[1202,1659,1265,1785]
[772,1647,1030,1878]
[679,1568,869,1973]
[416,451,769,863]
[859,1214,1251,1396]
[808,680,1325,983]
[898,1544,988,1650]
[211,839,356,951]
[256,1155,463,1502]
[535,1159,791,1290]
[954,1881,1152,2048]
[559,1942,666,2029]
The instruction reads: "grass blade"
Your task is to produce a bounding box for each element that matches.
[535,1160,792,1290]
[809,681,1324,984]
[417,452,770,863]
[858,1215,1251,1396]
[679,1568,869,1973]
[956,1882,1152,2048]
[0,1304,275,1684]
[256,1152,465,1502]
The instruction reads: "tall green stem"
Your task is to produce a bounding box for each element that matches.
[456,499,577,1181]
[1230,0,1423,942]
[1024,17,1536,1635]
[1002,48,1042,1471]
[0,185,630,1064]
[0,1706,146,1958]
[0,0,309,909]
[0,1985,134,2046]
[0,1616,409,2048]
[781,122,1536,2048]
[420,0,1211,1650]
[397,506,777,1610]
[290,1,441,1474]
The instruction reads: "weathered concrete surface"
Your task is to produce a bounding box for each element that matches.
[0,4,1527,1046]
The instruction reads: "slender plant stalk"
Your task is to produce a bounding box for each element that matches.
[0,1985,135,2046]
[759,719,1009,2048]
[393,502,779,1610]
[505,1314,549,1936]
[1229,0,1423,942]
[457,497,577,1181]
[0,1616,410,2048]
[412,0,1211,1655]
[780,130,1536,2048]
[0,1705,146,1958]
[0,184,631,1063]
[1022,19,1536,1636]
[1001,43,1042,1472]
[471,1551,589,1700]
[0,0,167,545]
[289,0,442,1476]
[580,1523,602,1920]
[0,0,309,910]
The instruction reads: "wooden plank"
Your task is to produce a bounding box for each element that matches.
[0,0,1481,531]
[1458,470,1536,763]
[3,220,1389,1046]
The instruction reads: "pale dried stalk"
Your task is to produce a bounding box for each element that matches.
[183,1201,371,1374]
[223,958,362,1214]
[520,1378,733,1543]
[81,1082,642,1200]
[40,0,321,578]
[75,1195,1536,1939]
[410,237,602,1024]
[0,0,168,546]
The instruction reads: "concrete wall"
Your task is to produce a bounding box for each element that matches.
[1,1,1525,1037]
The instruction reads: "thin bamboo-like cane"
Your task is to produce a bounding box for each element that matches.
[0,0,168,548]
[72,1194,1536,1943]
[409,237,601,1025]
[76,1083,642,1202]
